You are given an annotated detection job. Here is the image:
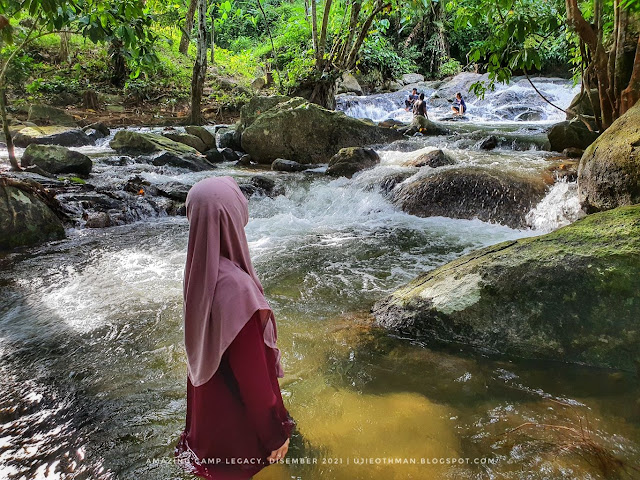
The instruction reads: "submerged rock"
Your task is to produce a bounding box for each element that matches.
[21,144,92,176]
[547,120,599,152]
[241,99,402,164]
[402,149,454,168]
[578,101,640,213]
[372,205,640,373]
[0,181,65,250]
[13,126,94,148]
[391,167,547,228]
[326,147,380,177]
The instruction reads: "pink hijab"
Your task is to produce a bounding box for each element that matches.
[183,176,283,387]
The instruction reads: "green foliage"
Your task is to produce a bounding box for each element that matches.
[26,75,83,94]
[360,34,418,79]
[438,57,462,77]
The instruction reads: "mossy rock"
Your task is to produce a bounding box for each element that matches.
[184,126,216,151]
[0,184,65,250]
[578,101,640,213]
[547,120,599,152]
[238,95,292,131]
[163,131,208,153]
[326,147,380,178]
[21,144,92,176]
[373,205,640,372]
[13,126,93,148]
[109,130,199,156]
[241,99,402,164]
[27,104,77,127]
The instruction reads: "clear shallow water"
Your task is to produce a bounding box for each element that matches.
[1,82,638,479]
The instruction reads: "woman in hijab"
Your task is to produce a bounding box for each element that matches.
[175,176,294,480]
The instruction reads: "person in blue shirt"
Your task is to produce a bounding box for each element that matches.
[451,92,466,116]
[405,88,419,110]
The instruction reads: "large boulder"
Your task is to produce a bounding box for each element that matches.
[326,147,380,177]
[336,72,363,95]
[391,167,548,228]
[399,115,450,136]
[547,120,599,152]
[238,95,292,132]
[27,104,77,127]
[401,73,425,85]
[163,131,208,153]
[578,101,640,213]
[184,126,216,150]
[241,99,402,164]
[147,151,215,171]
[109,130,200,156]
[13,126,94,148]
[0,181,65,250]
[21,144,92,175]
[372,205,640,373]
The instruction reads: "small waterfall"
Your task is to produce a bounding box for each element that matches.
[336,73,579,124]
[526,181,585,232]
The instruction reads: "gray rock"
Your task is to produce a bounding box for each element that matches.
[149,151,215,171]
[272,158,307,172]
[402,149,454,168]
[163,131,208,153]
[547,120,599,152]
[184,126,216,150]
[401,73,425,84]
[578,101,640,213]
[85,212,112,228]
[0,182,65,250]
[241,99,402,164]
[13,126,94,148]
[372,205,640,373]
[204,148,225,163]
[336,72,363,96]
[391,167,548,228]
[27,104,77,127]
[326,147,380,177]
[21,144,92,176]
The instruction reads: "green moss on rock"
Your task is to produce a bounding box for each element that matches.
[373,206,640,372]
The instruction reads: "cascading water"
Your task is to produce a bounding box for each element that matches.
[2,75,638,480]
[336,72,579,124]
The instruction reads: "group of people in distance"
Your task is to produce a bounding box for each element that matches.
[404,87,466,118]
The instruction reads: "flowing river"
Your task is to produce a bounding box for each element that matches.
[1,77,639,479]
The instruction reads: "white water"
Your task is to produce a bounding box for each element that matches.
[337,73,579,124]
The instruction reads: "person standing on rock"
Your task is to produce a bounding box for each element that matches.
[413,93,428,119]
[405,88,419,110]
[175,176,294,480]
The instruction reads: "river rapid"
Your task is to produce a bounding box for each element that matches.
[1,76,639,479]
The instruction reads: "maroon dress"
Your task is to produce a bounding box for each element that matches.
[175,312,295,479]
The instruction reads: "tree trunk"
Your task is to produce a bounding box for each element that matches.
[180,0,198,55]
[82,90,100,110]
[59,30,71,63]
[210,11,215,64]
[109,40,127,87]
[309,77,337,110]
[0,86,20,171]
[620,36,640,114]
[311,0,319,59]
[317,0,333,63]
[190,0,208,125]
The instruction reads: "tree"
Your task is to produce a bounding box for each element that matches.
[0,0,157,170]
[180,0,198,55]
[189,0,208,124]
[306,0,394,109]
